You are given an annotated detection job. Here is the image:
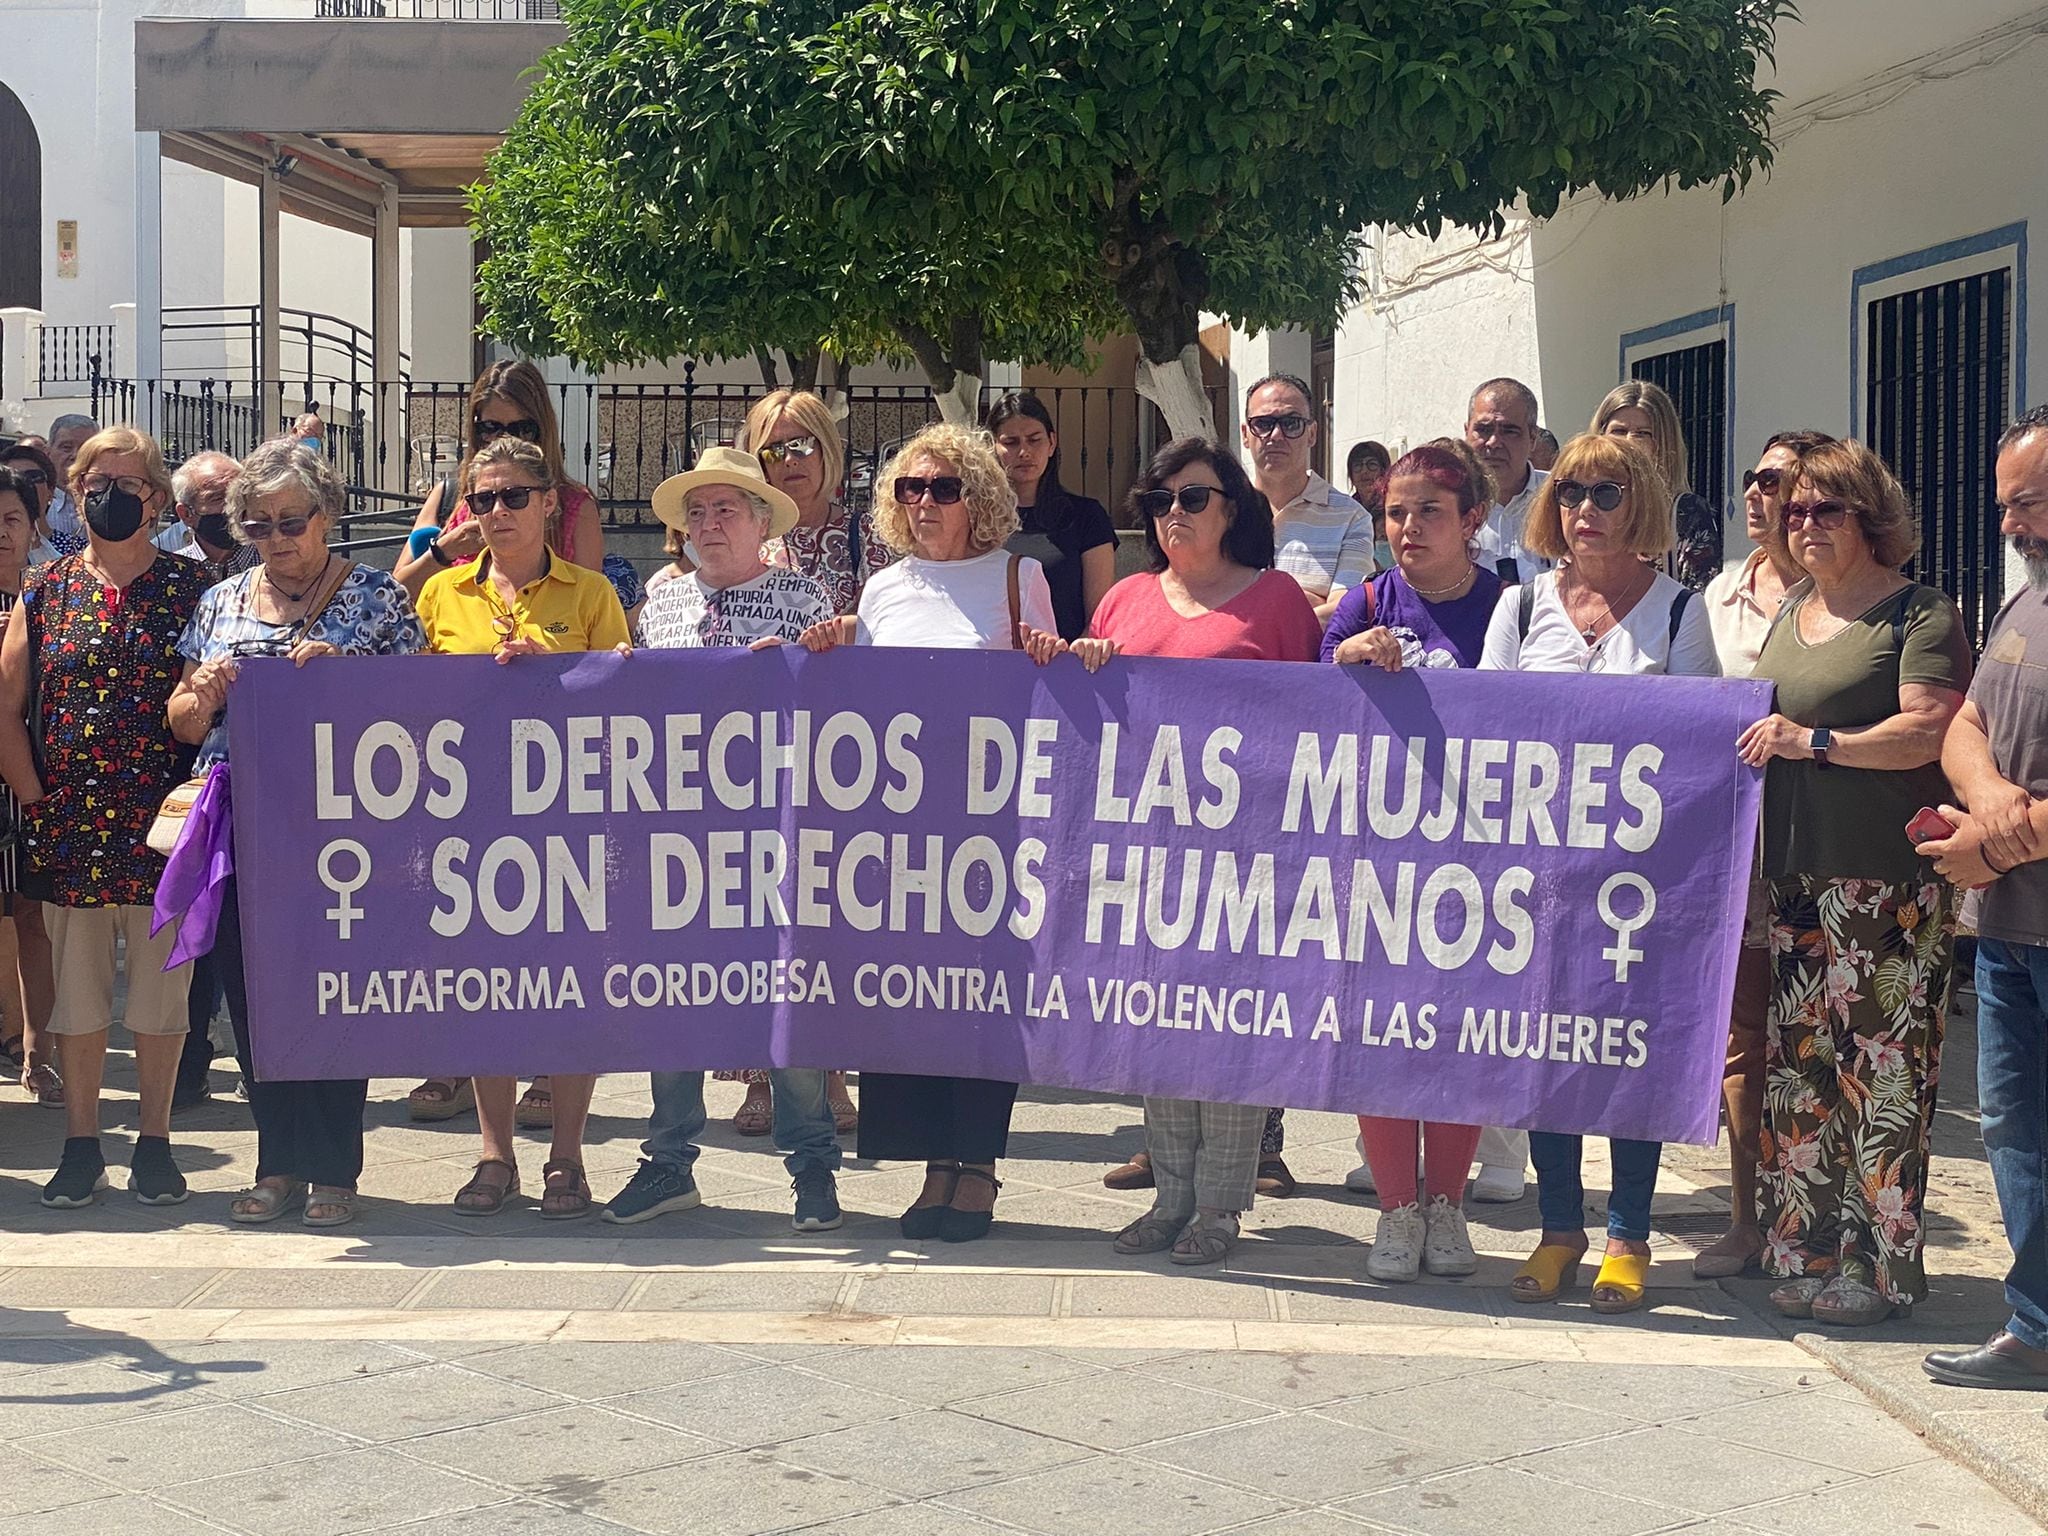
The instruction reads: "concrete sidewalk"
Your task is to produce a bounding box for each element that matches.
[0,986,2038,1535]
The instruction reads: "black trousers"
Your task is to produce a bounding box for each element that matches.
[175,947,225,1092]
[856,1074,1017,1163]
[215,877,369,1188]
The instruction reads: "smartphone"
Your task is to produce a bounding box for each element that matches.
[1905,807,1957,846]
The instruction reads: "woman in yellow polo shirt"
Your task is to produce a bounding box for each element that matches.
[416,436,629,1219]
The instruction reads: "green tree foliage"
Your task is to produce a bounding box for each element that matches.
[478,0,1787,433]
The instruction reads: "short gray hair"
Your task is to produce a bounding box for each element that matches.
[171,450,240,508]
[226,436,344,543]
[684,482,773,529]
[1468,377,1540,426]
[49,413,99,439]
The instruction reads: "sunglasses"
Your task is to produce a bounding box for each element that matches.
[1246,413,1310,440]
[1136,485,1223,519]
[1782,499,1857,531]
[7,468,46,487]
[474,417,543,443]
[1556,479,1628,512]
[81,474,150,497]
[1742,467,1785,496]
[758,436,819,467]
[896,475,964,505]
[241,514,313,542]
[491,613,519,639]
[468,485,547,515]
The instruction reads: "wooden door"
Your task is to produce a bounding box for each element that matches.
[0,84,39,308]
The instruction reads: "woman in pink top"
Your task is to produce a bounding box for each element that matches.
[1025,437,1316,1265]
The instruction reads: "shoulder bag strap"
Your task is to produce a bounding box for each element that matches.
[1005,553,1023,646]
[1516,579,1536,642]
[1666,586,1693,648]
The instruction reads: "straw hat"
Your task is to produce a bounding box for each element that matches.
[651,446,800,538]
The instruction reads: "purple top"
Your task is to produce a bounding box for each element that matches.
[1319,564,1503,670]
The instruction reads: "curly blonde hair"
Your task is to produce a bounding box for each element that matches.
[872,424,1017,557]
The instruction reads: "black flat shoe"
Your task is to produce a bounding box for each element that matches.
[938,1166,1000,1244]
[900,1162,958,1240]
[1925,1333,2048,1391]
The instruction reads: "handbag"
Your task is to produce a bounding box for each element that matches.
[146,773,209,856]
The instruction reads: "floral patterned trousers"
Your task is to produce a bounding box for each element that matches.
[1760,875,1956,1304]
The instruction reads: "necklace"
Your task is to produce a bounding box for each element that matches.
[1411,568,1476,600]
[1563,563,1651,643]
[268,551,335,607]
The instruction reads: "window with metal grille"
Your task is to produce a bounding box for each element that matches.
[1630,339,1727,514]
[1865,268,2012,647]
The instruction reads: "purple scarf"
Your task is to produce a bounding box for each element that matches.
[151,762,232,970]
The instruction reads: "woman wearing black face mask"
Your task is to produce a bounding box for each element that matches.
[0,428,211,1209]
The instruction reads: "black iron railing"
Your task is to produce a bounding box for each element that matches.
[162,306,410,392]
[39,325,116,387]
[314,1,561,16]
[89,362,1220,554]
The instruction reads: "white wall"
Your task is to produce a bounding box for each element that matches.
[1330,225,1542,459]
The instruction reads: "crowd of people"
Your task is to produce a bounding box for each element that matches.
[5,359,2048,1402]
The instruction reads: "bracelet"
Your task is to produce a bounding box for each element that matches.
[1986,848,2017,875]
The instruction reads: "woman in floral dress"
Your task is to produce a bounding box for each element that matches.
[1737,438,1972,1324]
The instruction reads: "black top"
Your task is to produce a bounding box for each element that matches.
[1005,484,1116,640]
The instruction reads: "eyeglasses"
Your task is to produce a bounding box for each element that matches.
[240,514,314,542]
[759,436,819,467]
[474,417,542,443]
[1742,467,1785,496]
[1246,413,1310,440]
[1556,479,1628,512]
[1782,499,1857,530]
[468,485,547,514]
[896,475,964,505]
[1135,485,1222,519]
[80,474,149,497]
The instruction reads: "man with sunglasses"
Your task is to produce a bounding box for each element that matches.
[1240,374,1374,625]
[1465,377,1551,585]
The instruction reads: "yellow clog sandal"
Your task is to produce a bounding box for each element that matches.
[1509,1243,1586,1304]
[1591,1250,1651,1314]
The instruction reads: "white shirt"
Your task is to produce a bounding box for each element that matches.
[1703,548,1800,680]
[45,489,80,544]
[1478,568,1721,677]
[1471,467,1551,583]
[154,523,197,557]
[1268,472,1375,597]
[856,546,1056,650]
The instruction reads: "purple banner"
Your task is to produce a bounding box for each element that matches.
[229,650,1770,1144]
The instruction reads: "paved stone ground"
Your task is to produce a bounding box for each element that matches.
[0,985,2038,1535]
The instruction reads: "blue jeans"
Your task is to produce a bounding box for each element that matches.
[1974,939,2048,1351]
[1529,1132,1661,1242]
[645,1069,841,1179]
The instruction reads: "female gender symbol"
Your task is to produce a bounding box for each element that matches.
[317,839,372,939]
[1596,872,1656,983]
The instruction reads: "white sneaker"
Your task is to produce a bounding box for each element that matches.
[1344,1131,1378,1193]
[1422,1194,1479,1276]
[1366,1202,1425,1283]
[1470,1164,1525,1204]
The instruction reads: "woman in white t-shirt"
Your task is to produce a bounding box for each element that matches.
[1478,432,1719,1316]
[800,423,1053,1244]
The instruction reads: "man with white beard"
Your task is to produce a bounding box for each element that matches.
[1920,404,2048,1396]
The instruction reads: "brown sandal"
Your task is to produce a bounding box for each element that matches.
[22,1063,63,1107]
[409,1078,475,1123]
[733,1090,773,1137]
[1104,1151,1155,1191]
[453,1157,519,1216]
[539,1158,592,1220]
[515,1080,555,1129]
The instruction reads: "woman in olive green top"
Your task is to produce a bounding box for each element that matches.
[1735,438,1971,1326]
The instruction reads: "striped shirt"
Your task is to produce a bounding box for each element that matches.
[1269,472,1376,598]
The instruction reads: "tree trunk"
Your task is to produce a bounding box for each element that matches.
[786,346,823,392]
[1134,345,1215,442]
[897,314,987,427]
[753,346,780,389]
[1110,228,1217,441]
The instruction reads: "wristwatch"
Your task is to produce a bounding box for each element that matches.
[1809,728,1833,768]
[427,537,454,567]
